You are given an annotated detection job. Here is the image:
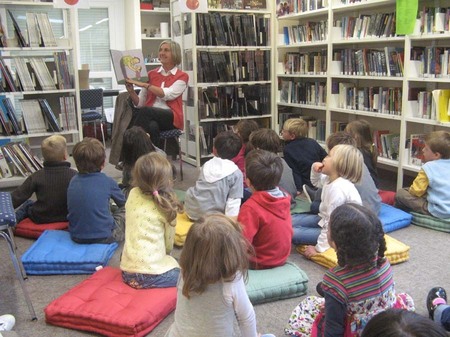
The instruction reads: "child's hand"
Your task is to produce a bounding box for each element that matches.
[312,162,324,173]
[304,245,318,259]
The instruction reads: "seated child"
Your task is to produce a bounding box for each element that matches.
[286,204,415,337]
[238,149,292,269]
[395,130,450,219]
[231,119,259,177]
[185,130,243,220]
[121,152,183,288]
[247,128,297,208]
[12,135,77,223]
[68,137,126,243]
[281,118,327,192]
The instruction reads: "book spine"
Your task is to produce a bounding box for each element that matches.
[1,97,22,135]
[38,98,61,132]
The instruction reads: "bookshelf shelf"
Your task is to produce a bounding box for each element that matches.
[200,115,272,123]
[276,0,450,189]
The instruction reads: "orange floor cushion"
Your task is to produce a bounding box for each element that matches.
[14,218,68,239]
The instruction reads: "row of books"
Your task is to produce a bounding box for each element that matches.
[373,130,400,160]
[333,47,404,77]
[408,88,450,122]
[282,20,328,45]
[276,0,327,17]
[335,12,396,40]
[0,95,69,136]
[197,50,270,83]
[417,6,450,35]
[199,84,271,119]
[279,79,326,106]
[6,10,56,48]
[196,13,270,47]
[332,83,402,115]
[283,50,327,75]
[207,0,266,10]
[411,47,450,78]
[0,53,72,92]
[0,141,43,179]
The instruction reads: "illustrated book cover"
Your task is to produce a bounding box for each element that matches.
[110,49,149,85]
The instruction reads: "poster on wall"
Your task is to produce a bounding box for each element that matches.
[53,0,90,9]
[179,0,208,13]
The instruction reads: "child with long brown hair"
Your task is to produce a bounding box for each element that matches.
[120,152,183,288]
[166,213,275,337]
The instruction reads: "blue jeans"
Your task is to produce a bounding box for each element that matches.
[291,213,321,245]
[15,200,34,223]
[122,267,180,289]
[435,304,450,331]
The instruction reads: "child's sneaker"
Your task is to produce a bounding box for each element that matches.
[302,184,315,203]
[426,287,447,319]
[0,314,15,331]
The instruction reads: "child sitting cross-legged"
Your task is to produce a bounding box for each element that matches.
[285,203,415,337]
[68,137,126,243]
[238,149,293,269]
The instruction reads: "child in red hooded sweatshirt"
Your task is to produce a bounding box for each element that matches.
[238,149,293,270]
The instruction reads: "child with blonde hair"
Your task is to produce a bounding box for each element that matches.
[282,118,327,192]
[121,152,183,288]
[12,135,77,223]
[291,144,363,258]
[166,213,275,337]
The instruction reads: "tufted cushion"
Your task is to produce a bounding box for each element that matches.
[174,212,193,247]
[296,234,410,268]
[0,192,16,228]
[160,129,182,139]
[379,203,412,233]
[21,230,118,275]
[246,262,308,305]
[290,198,311,214]
[81,111,102,121]
[14,218,68,239]
[45,267,177,337]
[411,212,450,233]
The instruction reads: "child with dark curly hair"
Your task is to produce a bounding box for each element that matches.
[285,203,414,337]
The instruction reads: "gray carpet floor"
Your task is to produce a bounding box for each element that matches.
[1,153,449,337]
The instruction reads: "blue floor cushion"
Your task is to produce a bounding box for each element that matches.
[21,230,118,275]
[246,262,308,305]
[379,203,412,233]
[411,212,450,233]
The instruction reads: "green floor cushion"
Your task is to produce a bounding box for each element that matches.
[175,189,186,203]
[411,212,450,233]
[296,234,410,268]
[291,198,311,214]
[246,262,308,305]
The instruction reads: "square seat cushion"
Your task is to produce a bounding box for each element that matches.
[21,230,118,275]
[379,203,412,233]
[296,234,410,269]
[411,212,450,233]
[174,212,193,247]
[0,192,16,228]
[14,218,68,239]
[45,267,177,337]
[245,262,308,305]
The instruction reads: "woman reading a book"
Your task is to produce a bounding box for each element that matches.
[125,40,188,148]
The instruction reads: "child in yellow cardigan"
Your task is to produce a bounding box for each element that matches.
[120,152,183,288]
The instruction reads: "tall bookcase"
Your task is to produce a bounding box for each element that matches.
[275,0,450,189]
[0,1,81,188]
[171,0,274,167]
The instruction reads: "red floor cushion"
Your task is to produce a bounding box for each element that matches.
[45,266,177,337]
[379,190,396,206]
[14,218,68,239]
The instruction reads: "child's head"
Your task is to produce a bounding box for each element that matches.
[180,213,249,298]
[322,144,362,183]
[361,309,448,337]
[248,128,281,153]
[326,131,356,151]
[72,137,105,174]
[344,119,373,151]
[245,149,283,191]
[329,203,386,267]
[121,126,156,167]
[424,130,450,161]
[132,152,183,222]
[234,119,259,144]
[213,130,242,160]
[281,118,308,141]
[41,135,68,162]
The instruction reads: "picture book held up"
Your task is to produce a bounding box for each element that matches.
[110,49,149,85]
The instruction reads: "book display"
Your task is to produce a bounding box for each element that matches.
[171,0,273,166]
[0,2,81,188]
[275,0,450,189]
